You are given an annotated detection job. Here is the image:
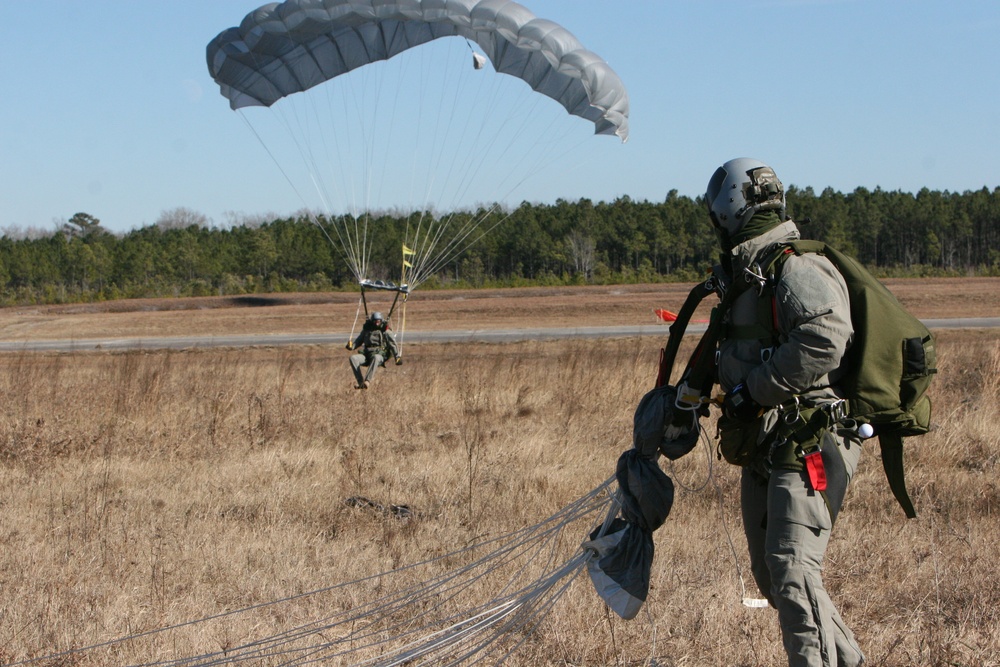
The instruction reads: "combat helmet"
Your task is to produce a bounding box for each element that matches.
[705,158,785,249]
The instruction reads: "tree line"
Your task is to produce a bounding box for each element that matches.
[2,185,999,305]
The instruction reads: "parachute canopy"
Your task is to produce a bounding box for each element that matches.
[206,0,629,142]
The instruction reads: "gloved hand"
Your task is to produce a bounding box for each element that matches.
[722,383,762,422]
[345,342,354,351]
[394,356,403,366]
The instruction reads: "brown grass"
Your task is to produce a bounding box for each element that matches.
[1,284,999,665]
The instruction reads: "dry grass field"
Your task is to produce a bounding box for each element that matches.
[2,276,999,342]
[1,278,999,666]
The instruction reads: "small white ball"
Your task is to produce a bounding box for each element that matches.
[858,423,875,439]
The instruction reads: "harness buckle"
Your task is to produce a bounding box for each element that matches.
[826,399,848,424]
[706,273,726,298]
[743,263,768,295]
[780,396,802,425]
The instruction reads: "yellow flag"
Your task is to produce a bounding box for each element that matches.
[403,260,413,268]
[402,245,415,256]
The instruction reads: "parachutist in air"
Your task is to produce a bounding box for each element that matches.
[347,312,401,389]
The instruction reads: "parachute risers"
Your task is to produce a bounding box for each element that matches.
[358,279,409,323]
[356,279,409,345]
[352,243,415,349]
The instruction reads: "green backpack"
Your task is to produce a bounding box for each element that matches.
[761,240,937,518]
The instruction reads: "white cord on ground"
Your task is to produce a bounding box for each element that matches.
[710,468,770,610]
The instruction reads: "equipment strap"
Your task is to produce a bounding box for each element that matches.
[879,431,917,519]
[655,278,717,387]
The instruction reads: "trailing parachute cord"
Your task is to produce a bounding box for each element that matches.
[256,494,607,666]
[158,486,614,666]
[709,457,768,609]
[643,602,659,667]
[667,421,716,494]
[461,559,588,666]
[277,488,610,664]
[15,479,614,667]
[384,554,589,666]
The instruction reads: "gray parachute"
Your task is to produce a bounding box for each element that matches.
[206,0,629,142]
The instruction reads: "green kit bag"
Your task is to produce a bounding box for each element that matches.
[765,240,937,518]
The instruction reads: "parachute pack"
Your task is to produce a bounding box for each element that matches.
[654,240,936,518]
[757,240,936,517]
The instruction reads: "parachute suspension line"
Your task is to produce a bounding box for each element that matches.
[401,41,441,212]
[407,205,517,288]
[237,111,315,214]
[424,40,479,207]
[414,45,515,211]
[339,67,378,281]
[391,41,477,288]
[409,42,557,282]
[239,108,370,283]
[403,111,592,286]
[401,59,595,288]
[350,293,366,345]
[396,294,408,355]
[397,61,517,286]
[302,81,373,282]
[360,57,387,222]
[397,245,416,352]
[242,94,371,283]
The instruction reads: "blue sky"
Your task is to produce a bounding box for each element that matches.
[2,1,998,234]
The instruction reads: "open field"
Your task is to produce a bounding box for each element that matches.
[2,277,999,343]
[1,279,1000,665]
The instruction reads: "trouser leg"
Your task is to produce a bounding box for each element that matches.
[741,468,774,606]
[364,353,385,382]
[742,438,865,667]
[349,353,367,386]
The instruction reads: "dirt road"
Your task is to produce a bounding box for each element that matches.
[1,277,997,345]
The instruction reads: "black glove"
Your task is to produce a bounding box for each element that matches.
[722,383,762,422]
[345,342,354,351]
[394,356,403,366]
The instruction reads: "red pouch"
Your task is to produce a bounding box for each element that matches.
[804,450,827,492]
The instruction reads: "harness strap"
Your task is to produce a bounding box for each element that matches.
[682,273,753,400]
[656,278,717,388]
[723,322,774,341]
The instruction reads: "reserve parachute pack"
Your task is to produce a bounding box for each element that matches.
[760,239,937,518]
